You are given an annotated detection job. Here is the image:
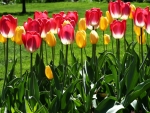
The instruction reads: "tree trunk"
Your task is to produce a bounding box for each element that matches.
[22,0,26,14]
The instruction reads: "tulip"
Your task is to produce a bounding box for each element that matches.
[134,25,144,36]
[59,23,75,45]
[110,20,126,39]
[45,65,53,80]
[75,30,86,48]
[49,18,57,34]
[129,4,136,19]
[90,30,99,44]
[78,18,86,31]
[85,8,102,30]
[45,31,56,47]
[99,16,108,31]
[108,0,122,19]
[22,31,41,53]
[106,11,113,24]
[13,26,25,45]
[0,14,17,38]
[136,32,146,44]
[34,10,48,19]
[145,11,150,34]
[133,7,149,27]
[104,34,110,45]
[0,33,7,43]
[65,11,78,25]
[120,2,131,20]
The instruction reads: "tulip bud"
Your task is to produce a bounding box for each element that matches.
[75,30,86,48]
[90,30,99,44]
[78,18,86,31]
[45,65,53,80]
[45,31,56,47]
[129,4,136,19]
[99,16,108,31]
[0,33,7,43]
[136,32,146,44]
[104,34,110,45]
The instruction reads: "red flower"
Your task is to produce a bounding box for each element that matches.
[85,8,102,30]
[59,23,74,45]
[133,7,149,27]
[24,18,42,34]
[22,31,41,53]
[34,10,48,19]
[110,20,126,39]
[0,14,17,38]
[65,11,78,25]
[108,0,122,19]
[120,2,131,20]
[146,11,150,34]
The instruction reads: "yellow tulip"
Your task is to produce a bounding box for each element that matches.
[104,34,110,45]
[134,25,144,36]
[90,30,99,44]
[75,30,86,48]
[0,33,7,43]
[62,20,71,26]
[136,32,146,44]
[99,16,109,31]
[129,4,136,19]
[78,18,86,31]
[45,31,56,47]
[106,11,113,24]
[13,26,25,45]
[45,65,53,80]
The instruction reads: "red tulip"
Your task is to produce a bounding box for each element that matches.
[24,18,42,34]
[133,7,149,27]
[59,23,74,45]
[120,2,131,20]
[110,20,126,39]
[34,10,48,19]
[65,11,78,25]
[22,31,41,53]
[108,0,122,19]
[145,11,150,34]
[85,8,102,30]
[0,14,17,38]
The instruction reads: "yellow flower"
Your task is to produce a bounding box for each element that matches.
[75,30,86,48]
[13,26,25,45]
[134,25,144,36]
[90,30,99,44]
[45,65,53,80]
[129,4,136,19]
[136,32,146,44]
[104,34,110,45]
[45,31,56,47]
[0,33,7,43]
[106,11,113,24]
[62,20,71,26]
[99,16,108,31]
[78,18,86,31]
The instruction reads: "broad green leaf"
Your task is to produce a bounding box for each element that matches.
[25,99,33,113]
[123,79,150,107]
[35,105,49,113]
[106,104,124,113]
[72,98,82,107]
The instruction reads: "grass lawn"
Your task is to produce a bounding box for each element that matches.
[0,1,149,94]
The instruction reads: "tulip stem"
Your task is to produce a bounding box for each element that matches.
[40,39,43,60]
[132,20,134,42]
[14,41,16,62]
[20,45,22,76]
[30,53,33,72]
[92,44,96,64]
[103,31,105,51]
[64,45,68,85]
[111,32,114,53]
[124,34,126,52]
[116,39,120,63]
[52,46,55,66]
[45,41,48,65]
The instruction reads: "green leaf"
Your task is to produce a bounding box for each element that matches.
[106,104,124,113]
[72,98,82,107]
[35,105,49,113]
[123,79,150,107]
[25,99,33,113]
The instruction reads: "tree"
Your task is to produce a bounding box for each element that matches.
[22,0,26,13]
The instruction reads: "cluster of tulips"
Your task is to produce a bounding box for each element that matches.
[0,0,150,79]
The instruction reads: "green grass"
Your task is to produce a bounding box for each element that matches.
[0,1,149,94]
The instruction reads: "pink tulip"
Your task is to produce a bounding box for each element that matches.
[120,2,131,20]
[34,10,48,19]
[110,20,126,39]
[65,11,78,25]
[133,7,149,27]
[146,11,150,34]
[108,0,122,19]
[0,14,17,38]
[59,23,74,45]
[22,31,41,53]
[85,8,102,30]
[24,18,42,34]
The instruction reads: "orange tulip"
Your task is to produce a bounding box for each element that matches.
[134,25,144,36]
[78,18,86,31]
[90,30,99,44]
[104,34,110,45]
[0,33,7,43]
[75,30,86,48]
[129,4,136,19]
[45,31,56,47]
[45,65,53,80]
[99,16,108,31]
